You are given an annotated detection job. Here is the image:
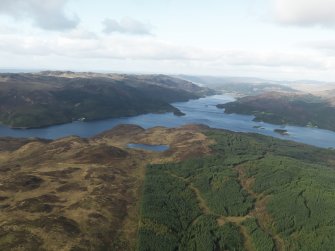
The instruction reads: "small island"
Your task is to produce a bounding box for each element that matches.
[173,110,186,116]
[274,129,289,135]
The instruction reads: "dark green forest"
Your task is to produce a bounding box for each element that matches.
[138,129,335,251]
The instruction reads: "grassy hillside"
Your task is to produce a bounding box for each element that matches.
[218,92,335,131]
[0,72,214,128]
[1,124,335,250]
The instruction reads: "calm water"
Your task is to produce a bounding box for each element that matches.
[127,143,170,152]
[0,94,335,148]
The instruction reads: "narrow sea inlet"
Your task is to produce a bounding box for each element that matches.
[0,94,335,148]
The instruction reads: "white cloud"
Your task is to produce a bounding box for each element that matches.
[0,0,79,30]
[1,31,334,80]
[66,28,98,40]
[0,31,328,73]
[274,0,335,27]
[305,40,335,51]
[103,17,152,35]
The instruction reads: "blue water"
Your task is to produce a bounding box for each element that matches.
[127,144,169,152]
[0,94,334,148]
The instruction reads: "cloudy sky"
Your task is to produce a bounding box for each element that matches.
[0,0,335,80]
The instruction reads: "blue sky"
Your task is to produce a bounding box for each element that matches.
[0,0,335,81]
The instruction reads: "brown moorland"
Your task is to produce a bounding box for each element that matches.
[0,124,212,251]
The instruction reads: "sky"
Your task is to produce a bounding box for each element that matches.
[0,0,335,81]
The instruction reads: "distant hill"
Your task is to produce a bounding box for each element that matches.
[0,72,214,128]
[314,89,335,107]
[218,92,335,131]
[288,81,335,94]
[177,75,297,96]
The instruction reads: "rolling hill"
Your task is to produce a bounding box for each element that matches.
[0,72,214,128]
[218,92,335,132]
[178,75,297,96]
